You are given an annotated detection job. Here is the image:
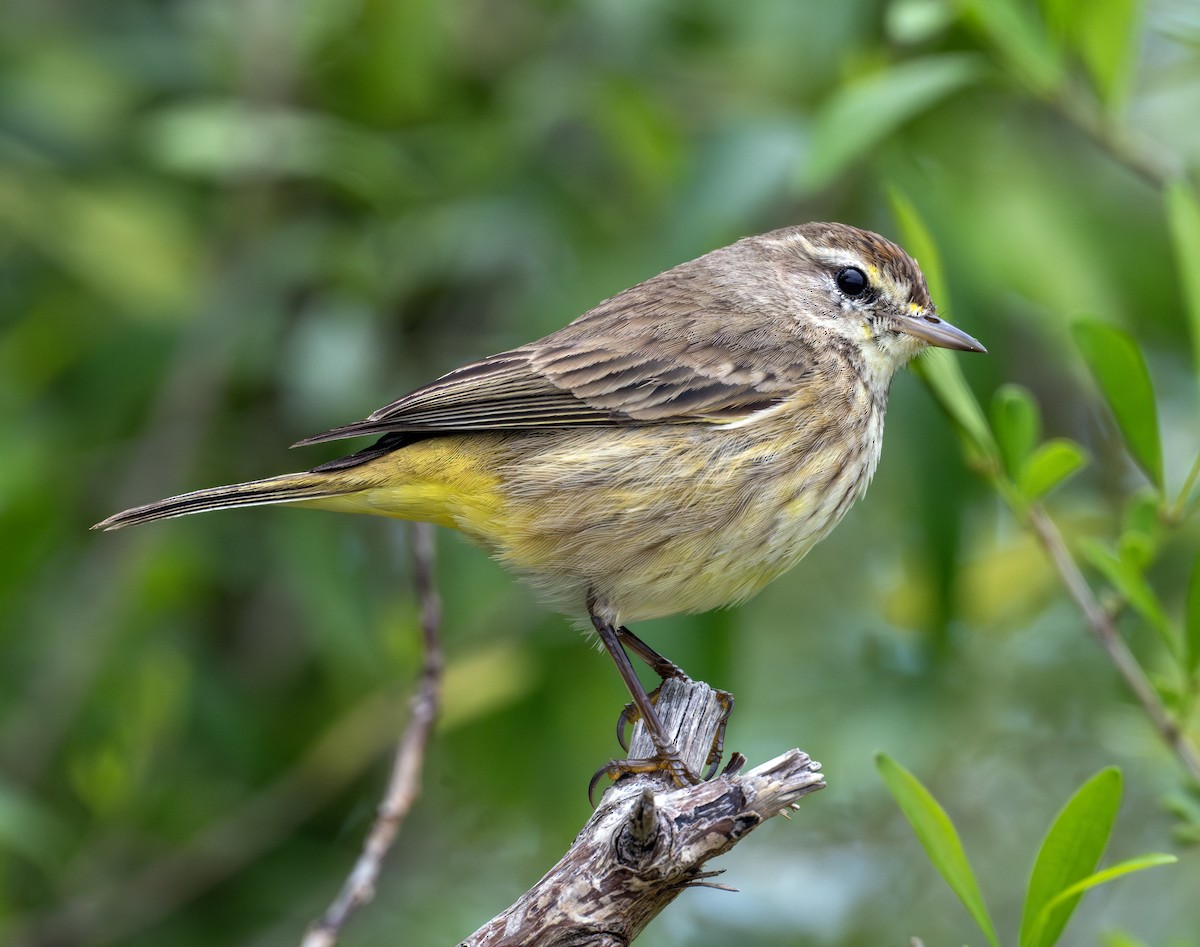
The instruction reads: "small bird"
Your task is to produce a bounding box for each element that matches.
[96,222,984,783]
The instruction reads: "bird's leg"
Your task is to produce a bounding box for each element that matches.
[617,626,688,680]
[612,626,686,751]
[614,625,735,780]
[587,600,695,796]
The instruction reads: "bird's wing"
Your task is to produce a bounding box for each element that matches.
[297,284,813,447]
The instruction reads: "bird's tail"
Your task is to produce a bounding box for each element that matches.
[92,471,359,531]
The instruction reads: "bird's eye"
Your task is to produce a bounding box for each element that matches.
[836,266,869,297]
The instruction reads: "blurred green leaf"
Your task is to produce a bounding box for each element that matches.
[887,0,957,45]
[141,100,423,203]
[0,172,198,316]
[888,187,953,307]
[1071,320,1163,491]
[804,54,983,190]
[960,0,1064,94]
[1042,0,1140,108]
[1082,542,1177,656]
[1018,438,1087,500]
[1032,854,1176,946]
[992,384,1042,479]
[876,753,1001,947]
[0,780,67,871]
[1075,0,1140,109]
[1020,767,1121,947]
[1116,529,1155,574]
[1166,180,1200,386]
[1187,554,1200,676]
[1123,489,1161,543]
[889,189,997,464]
[1101,932,1150,947]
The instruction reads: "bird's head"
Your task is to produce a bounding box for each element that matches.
[751,222,985,377]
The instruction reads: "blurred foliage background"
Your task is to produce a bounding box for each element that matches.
[3,0,1200,944]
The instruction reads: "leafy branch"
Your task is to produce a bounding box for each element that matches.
[892,181,1200,797]
[878,756,1175,947]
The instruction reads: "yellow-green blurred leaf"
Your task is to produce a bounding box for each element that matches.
[992,384,1042,479]
[1166,180,1200,387]
[1082,541,1177,656]
[1071,320,1163,491]
[1101,931,1150,947]
[1018,438,1087,500]
[0,173,198,317]
[1042,0,1141,108]
[889,190,996,463]
[888,186,952,308]
[1187,554,1200,675]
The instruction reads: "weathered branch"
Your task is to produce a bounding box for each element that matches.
[461,677,825,946]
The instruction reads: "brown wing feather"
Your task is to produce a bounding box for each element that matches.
[297,251,816,447]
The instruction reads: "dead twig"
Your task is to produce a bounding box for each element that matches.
[302,522,444,947]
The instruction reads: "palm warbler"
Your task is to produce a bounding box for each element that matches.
[96,222,984,782]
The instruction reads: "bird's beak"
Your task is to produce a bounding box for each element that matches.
[899,309,986,353]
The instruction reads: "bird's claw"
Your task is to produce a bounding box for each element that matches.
[593,688,736,805]
[588,748,700,807]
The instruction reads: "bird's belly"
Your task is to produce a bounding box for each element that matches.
[468,414,881,624]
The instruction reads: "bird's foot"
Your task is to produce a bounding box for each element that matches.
[588,747,699,807]
[616,685,735,780]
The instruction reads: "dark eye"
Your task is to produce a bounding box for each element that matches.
[836,266,869,297]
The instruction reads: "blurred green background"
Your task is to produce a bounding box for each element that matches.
[3,0,1200,944]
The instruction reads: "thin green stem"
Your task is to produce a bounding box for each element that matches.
[1167,450,1200,524]
[1025,505,1200,786]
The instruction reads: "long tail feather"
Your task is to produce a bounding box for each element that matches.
[92,472,353,531]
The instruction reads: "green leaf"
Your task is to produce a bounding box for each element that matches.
[1032,854,1176,946]
[1116,529,1154,574]
[1165,180,1200,387]
[0,172,198,316]
[1101,932,1150,947]
[1042,0,1141,108]
[1020,767,1122,947]
[992,384,1042,479]
[1122,489,1161,543]
[889,186,952,308]
[1075,0,1140,108]
[1187,553,1200,676]
[1082,541,1177,656]
[0,779,68,871]
[1018,439,1088,500]
[887,0,957,45]
[803,54,983,190]
[888,190,997,465]
[960,0,1064,94]
[876,753,1001,947]
[1071,320,1163,491]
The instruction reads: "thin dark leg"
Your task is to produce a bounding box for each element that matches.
[617,626,688,681]
[612,626,687,751]
[588,606,681,770]
[613,625,733,778]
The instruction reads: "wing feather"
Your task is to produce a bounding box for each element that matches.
[297,254,816,447]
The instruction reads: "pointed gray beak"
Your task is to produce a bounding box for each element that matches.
[899,309,986,353]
